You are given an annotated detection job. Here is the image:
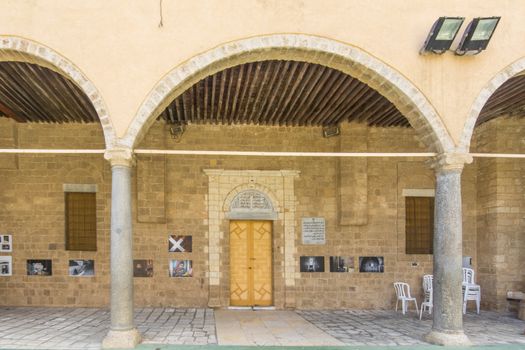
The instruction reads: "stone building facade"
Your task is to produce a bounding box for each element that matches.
[0,1,524,348]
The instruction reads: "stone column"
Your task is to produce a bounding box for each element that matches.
[102,148,141,349]
[425,153,472,346]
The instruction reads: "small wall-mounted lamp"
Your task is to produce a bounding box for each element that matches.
[322,125,340,138]
[455,17,501,55]
[420,17,465,54]
[169,123,186,142]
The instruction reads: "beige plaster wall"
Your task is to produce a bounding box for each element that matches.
[1,0,525,144]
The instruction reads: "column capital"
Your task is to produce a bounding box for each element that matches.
[104,147,135,167]
[429,152,473,174]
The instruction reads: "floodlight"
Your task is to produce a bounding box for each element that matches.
[455,17,501,55]
[420,17,465,54]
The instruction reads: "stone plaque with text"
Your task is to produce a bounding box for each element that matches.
[302,217,325,244]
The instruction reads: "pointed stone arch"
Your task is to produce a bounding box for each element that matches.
[123,34,453,153]
[0,36,116,148]
[459,57,525,152]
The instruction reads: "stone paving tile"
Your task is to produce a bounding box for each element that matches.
[0,307,216,349]
[297,309,525,346]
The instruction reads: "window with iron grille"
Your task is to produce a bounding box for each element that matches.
[405,196,434,254]
[65,192,97,251]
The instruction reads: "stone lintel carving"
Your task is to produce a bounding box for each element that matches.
[104,147,135,167]
[429,152,473,173]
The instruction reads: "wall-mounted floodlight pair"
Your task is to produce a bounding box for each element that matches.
[420,17,500,55]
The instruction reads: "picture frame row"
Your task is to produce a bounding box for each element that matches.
[0,234,191,253]
[0,258,193,278]
[301,256,385,273]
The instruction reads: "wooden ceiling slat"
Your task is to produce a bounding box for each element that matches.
[279,62,310,126]
[263,61,292,125]
[223,66,237,125]
[283,64,322,126]
[174,95,183,123]
[0,100,25,122]
[321,78,362,125]
[202,76,209,122]
[229,65,245,124]
[1,63,54,122]
[309,71,348,125]
[355,93,388,123]
[240,62,263,124]
[217,70,228,125]
[55,72,97,122]
[234,63,254,124]
[21,63,77,123]
[367,104,396,125]
[294,66,335,126]
[272,62,301,126]
[248,61,276,124]
[209,74,217,123]
[195,79,202,124]
[256,61,286,123]
[325,82,371,124]
[166,106,175,123]
[288,65,327,126]
[0,69,49,122]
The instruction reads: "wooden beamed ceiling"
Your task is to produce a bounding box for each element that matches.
[0,59,522,128]
[0,61,98,123]
[159,60,410,127]
[478,75,525,125]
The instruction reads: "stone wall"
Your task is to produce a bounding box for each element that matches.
[471,116,525,311]
[0,117,522,310]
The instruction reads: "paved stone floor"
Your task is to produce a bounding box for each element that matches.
[0,307,523,349]
[215,309,342,346]
[298,310,525,346]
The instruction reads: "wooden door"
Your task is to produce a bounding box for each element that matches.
[230,220,272,306]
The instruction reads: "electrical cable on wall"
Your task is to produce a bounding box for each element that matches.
[159,0,164,28]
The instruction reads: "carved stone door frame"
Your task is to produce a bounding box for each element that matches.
[203,169,299,308]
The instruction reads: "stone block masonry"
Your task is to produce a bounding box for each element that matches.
[0,117,522,311]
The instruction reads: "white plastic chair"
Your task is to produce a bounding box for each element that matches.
[394,282,419,315]
[462,268,481,314]
[419,274,433,319]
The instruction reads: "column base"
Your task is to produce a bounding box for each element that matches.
[102,328,141,349]
[425,330,472,346]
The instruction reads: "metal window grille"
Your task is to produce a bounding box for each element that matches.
[65,192,97,251]
[405,196,434,254]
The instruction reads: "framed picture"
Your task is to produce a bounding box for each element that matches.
[27,259,52,276]
[169,260,192,277]
[133,260,153,277]
[168,235,192,252]
[330,256,355,273]
[0,256,12,276]
[0,235,12,252]
[300,256,325,272]
[69,260,95,276]
[359,256,384,273]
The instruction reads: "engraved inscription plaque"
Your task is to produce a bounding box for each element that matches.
[302,217,325,244]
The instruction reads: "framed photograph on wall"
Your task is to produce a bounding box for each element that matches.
[168,235,192,252]
[169,260,192,277]
[300,256,325,272]
[0,235,12,252]
[330,256,355,272]
[27,259,52,276]
[359,256,384,273]
[133,260,153,277]
[69,260,95,276]
[0,256,12,276]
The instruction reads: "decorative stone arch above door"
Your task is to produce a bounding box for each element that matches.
[203,169,299,307]
[224,185,280,220]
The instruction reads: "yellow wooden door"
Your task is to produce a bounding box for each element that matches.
[230,220,272,306]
